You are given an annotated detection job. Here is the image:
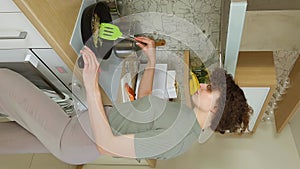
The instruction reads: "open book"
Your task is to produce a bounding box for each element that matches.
[135,64,177,100]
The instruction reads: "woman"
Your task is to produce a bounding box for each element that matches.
[81,37,253,158]
[0,37,252,164]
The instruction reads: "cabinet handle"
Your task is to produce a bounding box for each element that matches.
[0,31,27,39]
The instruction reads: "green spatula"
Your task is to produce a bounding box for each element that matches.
[99,23,134,41]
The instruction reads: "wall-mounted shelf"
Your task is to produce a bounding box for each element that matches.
[235,51,276,133]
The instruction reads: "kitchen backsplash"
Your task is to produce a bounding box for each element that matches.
[123,0,221,49]
[119,0,221,71]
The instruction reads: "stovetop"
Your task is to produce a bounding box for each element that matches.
[69,0,129,102]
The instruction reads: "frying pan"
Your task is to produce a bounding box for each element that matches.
[78,2,113,68]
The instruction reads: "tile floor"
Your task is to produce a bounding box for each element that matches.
[0,154,76,169]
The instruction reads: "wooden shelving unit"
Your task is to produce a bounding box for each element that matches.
[235,51,277,132]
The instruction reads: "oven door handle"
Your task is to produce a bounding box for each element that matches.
[0,31,27,39]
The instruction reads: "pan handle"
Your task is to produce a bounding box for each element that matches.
[155,39,166,47]
[77,56,84,68]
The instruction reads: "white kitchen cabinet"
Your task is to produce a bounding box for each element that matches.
[0,0,50,49]
[0,0,20,12]
[0,13,50,49]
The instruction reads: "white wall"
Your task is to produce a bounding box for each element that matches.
[240,10,300,51]
[290,107,300,160]
[156,122,300,169]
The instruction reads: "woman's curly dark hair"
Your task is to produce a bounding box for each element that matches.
[209,68,253,134]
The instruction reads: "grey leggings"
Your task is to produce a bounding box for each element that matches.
[0,69,101,164]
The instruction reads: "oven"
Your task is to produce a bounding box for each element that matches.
[0,48,87,117]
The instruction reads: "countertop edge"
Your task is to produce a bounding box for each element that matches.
[12,0,82,70]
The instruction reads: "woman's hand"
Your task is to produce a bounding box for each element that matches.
[135,37,156,98]
[135,37,156,65]
[80,46,100,89]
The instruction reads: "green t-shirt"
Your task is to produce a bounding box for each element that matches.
[107,95,201,159]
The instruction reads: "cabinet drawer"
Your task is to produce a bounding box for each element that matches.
[0,13,50,49]
[0,0,21,12]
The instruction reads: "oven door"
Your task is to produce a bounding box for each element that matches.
[0,49,87,116]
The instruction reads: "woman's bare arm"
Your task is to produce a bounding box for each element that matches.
[81,46,136,158]
[135,37,156,98]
